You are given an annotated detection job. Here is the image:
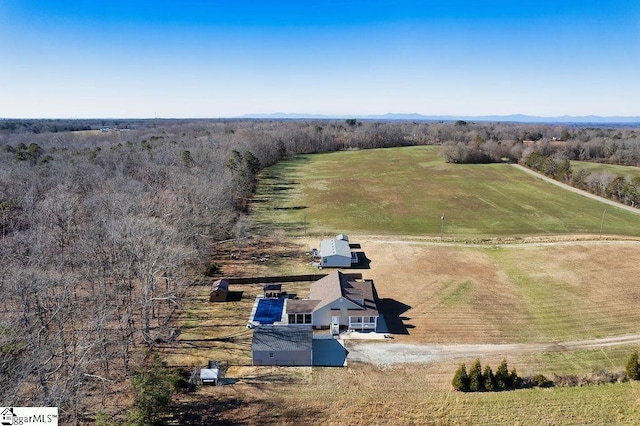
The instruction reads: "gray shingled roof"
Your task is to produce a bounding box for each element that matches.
[286,299,320,314]
[251,325,313,352]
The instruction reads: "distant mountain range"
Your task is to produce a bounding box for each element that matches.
[239,112,640,124]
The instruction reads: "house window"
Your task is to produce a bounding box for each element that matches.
[352,316,362,323]
[296,314,304,324]
[288,314,295,324]
[269,352,274,358]
[304,314,312,324]
[369,317,376,323]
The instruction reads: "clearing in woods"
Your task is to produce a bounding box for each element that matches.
[252,145,640,238]
[168,146,640,425]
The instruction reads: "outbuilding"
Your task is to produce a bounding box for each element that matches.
[200,367,219,385]
[251,325,313,366]
[320,237,352,268]
[209,279,229,302]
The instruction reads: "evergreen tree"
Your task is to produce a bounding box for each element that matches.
[468,359,484,391]
[509,368,520,389]
[452,363,469,391]
[626,351,640,380]
[483,365,495,391]
[130,354,179,424]
[495,359,510,390]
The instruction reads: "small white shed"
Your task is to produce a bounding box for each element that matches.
[200,367,219,385]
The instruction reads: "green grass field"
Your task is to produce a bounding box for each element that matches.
[572,160,640,180]
[253,146,640,238]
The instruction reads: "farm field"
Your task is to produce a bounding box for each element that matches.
[171,361,640,425]
[253,146,640,238]
[170,146,640,424]
[331,238,640,344]
[571,160,640,180]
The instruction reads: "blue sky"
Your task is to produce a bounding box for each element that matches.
[1,1,639,118]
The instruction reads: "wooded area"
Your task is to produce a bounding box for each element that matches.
[1,118,638,423]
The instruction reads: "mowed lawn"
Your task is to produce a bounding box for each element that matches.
[253,146,640,237]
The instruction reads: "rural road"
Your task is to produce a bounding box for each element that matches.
[345,333,640,366]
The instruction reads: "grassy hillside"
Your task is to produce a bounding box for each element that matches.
[253,146,640,238]
[571,160,640,179]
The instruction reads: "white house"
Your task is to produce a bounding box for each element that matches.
[286,271,378,334]
[320,236,353,267]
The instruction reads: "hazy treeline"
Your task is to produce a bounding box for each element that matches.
[0,118,190,134]
[1,118,638,422]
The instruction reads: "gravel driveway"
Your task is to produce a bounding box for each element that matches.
[345,333,640,366]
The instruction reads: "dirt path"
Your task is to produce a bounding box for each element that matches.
[346,333,640,366]
[368,237,640,248]
[511,164,640,215]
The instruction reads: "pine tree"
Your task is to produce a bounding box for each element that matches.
[509,368,520,389]
[468,359,484,391]
[130,354,179,424]
[452,363,469,391]
[495,359,509,390]
[626,351,640,380]
[483,365,495,391]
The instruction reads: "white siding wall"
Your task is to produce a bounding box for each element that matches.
[312,297,362,328]
[322,254,351,268]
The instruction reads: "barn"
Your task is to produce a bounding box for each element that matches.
[251,325,313,366]
[320,237,352,268]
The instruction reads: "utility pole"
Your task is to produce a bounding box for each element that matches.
[440,213,445,242]
[599,208,607,240]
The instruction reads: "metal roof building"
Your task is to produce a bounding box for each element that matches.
[320,237,352,267]
[251,325,313,366]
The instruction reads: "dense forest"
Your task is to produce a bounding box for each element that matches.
[1,119,639,423]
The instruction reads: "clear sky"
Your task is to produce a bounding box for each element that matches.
[1,1,639,118]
